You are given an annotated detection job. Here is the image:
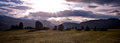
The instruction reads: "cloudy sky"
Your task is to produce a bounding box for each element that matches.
[0,0,120,24]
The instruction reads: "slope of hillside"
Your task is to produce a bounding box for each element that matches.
[62,22,79,29]
[0,15,55,29]
[79,18,120,29]
[62,18,120,29]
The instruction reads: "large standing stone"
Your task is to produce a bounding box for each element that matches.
[58,24,64,31]
[19,22,24,29]
[53,26,57,30]
[35,21,43,30]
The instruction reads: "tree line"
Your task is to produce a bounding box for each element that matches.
[10,21,108,31]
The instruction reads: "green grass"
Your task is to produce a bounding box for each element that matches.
[0,29,120,43]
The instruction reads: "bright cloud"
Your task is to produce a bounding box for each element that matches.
[21,0,72,13]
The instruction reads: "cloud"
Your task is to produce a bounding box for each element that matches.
[28,10,120,19]
[66,0,120,5]
[0,1,18,5]
[46,16,96,24]
[0,5,32,18]
[109,10,120,16]
[111,5,120,7]
[88,5,98,8]
[0,0,23,7]
[0,0,22,4]
[9,6,32,10]
[0,0,34,18]
[60,10,120,18]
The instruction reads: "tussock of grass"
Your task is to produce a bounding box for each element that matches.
[0,29,120,43]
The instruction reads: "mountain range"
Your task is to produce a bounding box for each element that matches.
[62,18,120,29]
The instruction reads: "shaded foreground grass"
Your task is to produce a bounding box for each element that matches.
[0,29,120,43]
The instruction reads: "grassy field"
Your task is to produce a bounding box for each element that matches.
[0,29,120,43]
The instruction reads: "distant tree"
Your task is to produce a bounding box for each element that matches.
[10,25,19,30]
[53,26,57,30]
[81,26,84,30]
[10,23,24,30]
[19,22,24,29]
[58,24,64,31]
[10,25,15,30]
[24,27,34,29]
[93,26,97,31]
[85,26,90,31]
[75,27,77,29]
[75,27,80,31]
[65,28,71,31]
[35,21,43,30]
[14,25,19,30]
[43,27,49,30]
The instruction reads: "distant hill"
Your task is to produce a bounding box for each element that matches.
[62,18,120,29]
[0,15,55,29]
[62,22,79,29]
[79,18,120,29]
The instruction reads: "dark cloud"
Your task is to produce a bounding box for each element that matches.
[0,0,22,4]
[0,5,31,17]
[59,10,120,18]
[0,7,12,15]
[29,10,93,17]
[59,10,93,17]
[110,10,120,13]
[0,0,23,7]
[29,12,54,17]
[98,9,112,12]
[117,13,120,16]
[109,10,120,16]
[0,3,12,7]
[66,0,120,5]
[88,5,98,8]
[29,10,120,18]
[66,18,72,20]
[9,6,32,10]
[0,6,31,13]
[111,5,120,7]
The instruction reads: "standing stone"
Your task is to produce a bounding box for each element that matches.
[19,22,24,29]
[58,24,64,31]
[53,26,57,30]
[35,21,43,30]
